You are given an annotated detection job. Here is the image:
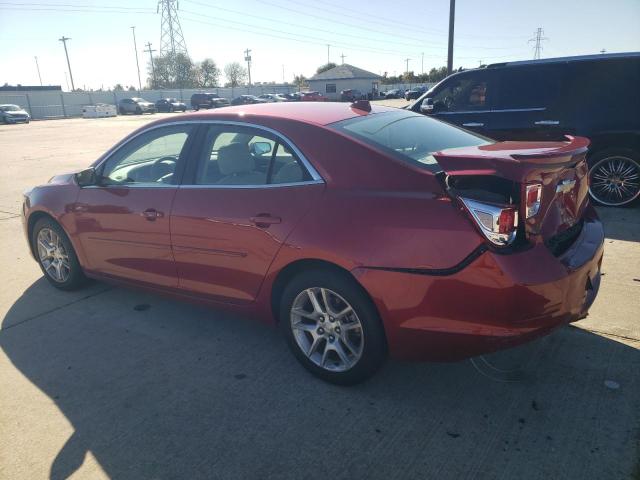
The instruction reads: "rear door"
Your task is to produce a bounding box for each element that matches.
[429,70,497,137]
[170,123,324,303]
[488,64,568,141]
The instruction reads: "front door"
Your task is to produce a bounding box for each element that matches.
[170,123,324,303]
[429,70,496,137]
[74,124,194,287]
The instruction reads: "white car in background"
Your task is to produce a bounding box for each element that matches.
[258,93,287,102]
[0,104,30,124]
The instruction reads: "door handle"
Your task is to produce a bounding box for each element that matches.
[141,208,162,221]
[462,122,484,127]
[250,213,281,228]
[534,120,560,125]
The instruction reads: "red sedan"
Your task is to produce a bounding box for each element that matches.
[22,102,604,385]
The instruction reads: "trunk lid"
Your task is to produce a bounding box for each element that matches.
[434,136,590,241]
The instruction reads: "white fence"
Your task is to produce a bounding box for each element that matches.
[0,85,299,120]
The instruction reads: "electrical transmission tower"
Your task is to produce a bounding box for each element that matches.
[528,28,548,60]
[157,0,188,57]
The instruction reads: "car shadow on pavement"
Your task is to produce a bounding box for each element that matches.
[1,279,639,480]
[595,206,640,242]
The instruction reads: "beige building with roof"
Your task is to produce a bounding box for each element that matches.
[307,64,382,101]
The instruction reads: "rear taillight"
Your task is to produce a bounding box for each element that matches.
[525,184,542,218]
[459,197,518,246]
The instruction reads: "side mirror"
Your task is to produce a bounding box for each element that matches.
[250,141,272,156]
[75,167,97,187]
[420,97,434,114]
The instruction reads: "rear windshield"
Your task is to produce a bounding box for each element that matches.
[331,110,492,171]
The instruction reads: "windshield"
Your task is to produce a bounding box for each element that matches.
[0,105,21,112]
[330,110,492,171]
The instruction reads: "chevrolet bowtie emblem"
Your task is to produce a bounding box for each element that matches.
[556,179,576,194]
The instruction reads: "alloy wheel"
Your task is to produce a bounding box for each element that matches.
[36,227,71,282]
[589,156,640,206]
[290,287,364,372]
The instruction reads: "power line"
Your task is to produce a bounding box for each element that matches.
[528,27,548,60]
[58,36,75,91]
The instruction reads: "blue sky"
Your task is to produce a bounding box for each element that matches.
[1,0,639,90]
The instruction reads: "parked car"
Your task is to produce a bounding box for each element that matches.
[405,86,427,100]
[300,91,328,102]
[190,93,230,110]
[230,95,268,106]
[0,104,30,123]
[23,102,603,385]
[410,52,640,207]
[118,98,156,115]
[258,93,288,102]
[381,89,403,99]
[340,89,364,102]
[282,92,301,101]
[155,98,187,112]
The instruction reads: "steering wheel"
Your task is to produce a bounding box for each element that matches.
[151,156,177,182]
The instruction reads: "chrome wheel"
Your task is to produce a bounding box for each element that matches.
[36,227,71,282]
[589,156,640,206]
[290,287,364,372]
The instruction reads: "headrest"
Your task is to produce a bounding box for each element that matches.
[218,143,254,175]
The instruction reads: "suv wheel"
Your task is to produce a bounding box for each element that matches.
[31,218,88,290]
[280,270,387,385]
[588,148,640,207]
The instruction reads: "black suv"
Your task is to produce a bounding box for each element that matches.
[190,93,230,110]
[411,52,640,207]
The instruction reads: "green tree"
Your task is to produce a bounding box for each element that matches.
[293,74,307,91]
[149,53,198,89]
[224,62,247,87]
[196,58,221,87]
[316,62,337,74]
[113,84,124,91]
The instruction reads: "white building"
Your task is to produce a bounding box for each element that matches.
[307,64,382,101]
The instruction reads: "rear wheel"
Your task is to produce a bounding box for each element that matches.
[31,218,88,290]
[279,270,386,385]
[135,106,142,115]
[588,149,640,207]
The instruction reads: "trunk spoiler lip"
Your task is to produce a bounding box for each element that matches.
[434,135,590,163]
[433,136,590,179]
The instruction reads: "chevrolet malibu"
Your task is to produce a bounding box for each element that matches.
[22,102,604,385]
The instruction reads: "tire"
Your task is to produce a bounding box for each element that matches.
[135,107,142,115]
[588,148,640,207]
[169,106,174,112]
[31,217,88,291]
[279,269,387,385]
[119,107,126,115]
[194,105,200,111]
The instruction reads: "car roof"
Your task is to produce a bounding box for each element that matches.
[487,51,640,68]
[152,101,399,126]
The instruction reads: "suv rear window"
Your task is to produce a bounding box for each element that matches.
[331,110,492,171]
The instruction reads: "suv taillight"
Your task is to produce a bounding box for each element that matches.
[459,197,519,247]
[525,184,542,218]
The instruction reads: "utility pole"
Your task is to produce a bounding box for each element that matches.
[64,71,70,91]
[58,36,75,91]
[421,52,424,75]
[282,64,285,83]
[244,48,252,86]
[327,44,330,64]
[145,42,157,88]
[404,58,410,75]
[340,53,346,65]
[528,27,548,60]
[34,56,43,86]
[447,0,455,75]
[600,48,607,54]
[131,26,142,91]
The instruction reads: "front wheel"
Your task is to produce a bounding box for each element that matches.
[279,270,387,385]
[31,218,88,290]
[588,149,640,207]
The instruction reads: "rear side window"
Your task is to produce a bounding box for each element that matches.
[331,111,492,171]
[494,65,563,110]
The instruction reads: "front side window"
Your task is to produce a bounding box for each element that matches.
[431,72,493,112]
[331,110,492,171]
[100,125,192,185]
[194,126,311,186]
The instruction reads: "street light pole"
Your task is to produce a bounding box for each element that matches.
[131,26,142,91]
[34,56,43,86]
[58,36,75,91]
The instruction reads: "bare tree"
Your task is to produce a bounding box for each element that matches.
[224,62,247,87]
[197,58,221,87]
